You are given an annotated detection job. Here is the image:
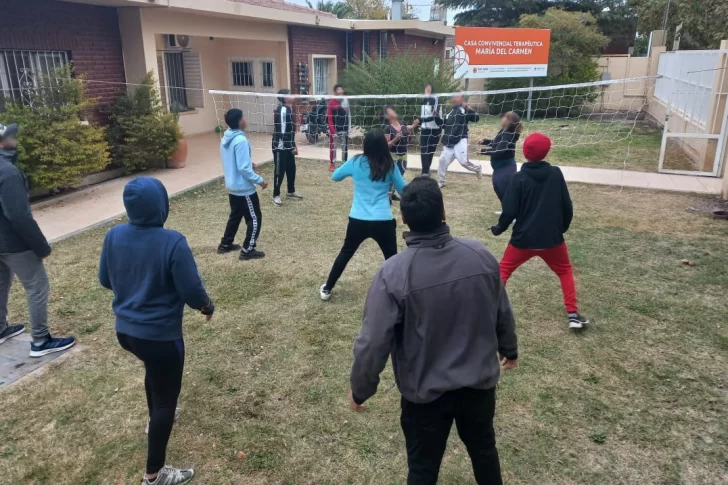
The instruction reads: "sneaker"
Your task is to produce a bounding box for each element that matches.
[146,407,182,434]
[240,249,265,260]
[495,210,503,215]
[568,313,590,330]
[273,196,282,207]
[29,335,76,358]
[328,162,336,173]
[142,465,194,485]
[476,166,483,180]
[217,243,241,254]
[438,182,446,189]
[320,284,332,301]
[0,324,25,345]
[286,192,304,199]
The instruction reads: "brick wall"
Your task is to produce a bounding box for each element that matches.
[288,26,346,94]
[0,0,126,119]
[387,31,445,58]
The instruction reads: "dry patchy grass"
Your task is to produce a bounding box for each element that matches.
[1,161,727,484]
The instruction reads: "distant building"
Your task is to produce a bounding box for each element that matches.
[430,4,447,24]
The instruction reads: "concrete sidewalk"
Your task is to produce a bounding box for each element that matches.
[33,132,722,243]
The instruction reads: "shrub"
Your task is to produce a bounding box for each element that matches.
[338,53,462,130]
[0,67,110,189]
[107,72,181,173]
[486,9,609,118]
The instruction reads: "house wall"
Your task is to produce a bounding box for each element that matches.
[0,0,126,118]
[288,26,346,95]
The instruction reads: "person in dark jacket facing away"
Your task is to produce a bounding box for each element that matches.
[349,176,518,485]
[272,89,303,207]
[491,132,589,330]
[438,94,483,188]
[0,122,76,357]
[99,177,215,485]
[479,111,522,209]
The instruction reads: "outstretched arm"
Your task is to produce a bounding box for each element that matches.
[235,139,264,186]
[332,158,354,182]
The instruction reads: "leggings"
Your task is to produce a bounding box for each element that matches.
[325,217,398,290]
[117,332,185,475]
[491,159,517,203]
[419,128,441,175]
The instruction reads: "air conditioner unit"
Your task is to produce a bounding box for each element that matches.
[165,34,191,49]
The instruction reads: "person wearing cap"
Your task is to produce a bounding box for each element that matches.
[491,132,590,330]
[0,122,76,356]
[272,88,303,207]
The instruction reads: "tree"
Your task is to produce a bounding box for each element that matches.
[628,0,728,49]
[402,0,419,19]
[305,0,352,18]
[345,0,388,19]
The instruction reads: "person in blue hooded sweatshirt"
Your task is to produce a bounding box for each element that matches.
[217,108,268,260]
[99,177,214,485]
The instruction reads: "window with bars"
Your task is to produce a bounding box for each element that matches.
[362,32,371,59]
[232,60,254,87]
[0,50,70,104]
[379,31,388,59]
[346,32,354,63]
[262,61,274,88]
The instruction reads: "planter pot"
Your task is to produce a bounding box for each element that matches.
[167,138,188,169]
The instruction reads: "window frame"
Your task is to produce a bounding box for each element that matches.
[228,56,277,92]
[0,49,71,105]
[230,58,255,89]
[362,31,371,59]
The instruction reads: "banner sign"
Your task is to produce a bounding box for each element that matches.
[453,27,551,79]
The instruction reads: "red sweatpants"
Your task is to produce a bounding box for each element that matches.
[500,242,579,313]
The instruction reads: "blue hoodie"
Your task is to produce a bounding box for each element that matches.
[221,129,263,196]
[99,177,211,341]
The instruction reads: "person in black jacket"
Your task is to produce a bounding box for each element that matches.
[491,132,589,330]
[437,94,483,188]
[0,122,76,356]
[272,89,302,206]
[479,111,522,209]
[418,83,442,175]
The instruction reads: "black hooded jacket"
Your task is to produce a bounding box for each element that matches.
[0,149,51,257]
[492,161,573,249]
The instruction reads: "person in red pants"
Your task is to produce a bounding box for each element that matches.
[490,132,590,330]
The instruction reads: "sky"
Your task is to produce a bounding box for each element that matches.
[287,0,461,24]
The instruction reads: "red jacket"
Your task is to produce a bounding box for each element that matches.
[327,99,348,134]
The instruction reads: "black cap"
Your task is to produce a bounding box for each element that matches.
[0,123,18,141]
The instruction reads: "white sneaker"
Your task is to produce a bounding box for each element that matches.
[146,407,181,434]
[142,465,194,485]
[495,210,503,215]
[320,284,332,301]
[273,196,282,206]
[476,166,483,180]
[438,182,446,189]
[286,192,304,199]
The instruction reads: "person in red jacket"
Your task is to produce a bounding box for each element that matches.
[327,84,349,172]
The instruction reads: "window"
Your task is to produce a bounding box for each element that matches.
[261,61,274,88]
[379,31,388,59]
[0,50,70,104]
[362,32,370,58]
[162,51,204,111]
[345,32,354,63]
[232,60,254,87]
[313,57,332,96]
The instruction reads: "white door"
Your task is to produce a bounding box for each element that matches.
[313,58,330,96]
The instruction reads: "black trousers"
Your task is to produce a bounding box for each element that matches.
[221,193,262,251]
[420,128,442,175]
[325,217,397,290]
[117,333,185,475]
[273,150,296,197]
[401,388,502,485]
[492,160,517,203]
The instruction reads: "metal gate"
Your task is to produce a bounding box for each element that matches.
[656,49,728,176]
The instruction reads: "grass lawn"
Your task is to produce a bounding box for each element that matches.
[467,118,676,173]
[1,161,727,484]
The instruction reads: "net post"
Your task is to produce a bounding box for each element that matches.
[527,78,534,121]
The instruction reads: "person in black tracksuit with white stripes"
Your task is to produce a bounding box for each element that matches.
[419,83,442,176]
[272,89,303,207]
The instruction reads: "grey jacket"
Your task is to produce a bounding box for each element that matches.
[350,225,518,404]
[0,149,51,258]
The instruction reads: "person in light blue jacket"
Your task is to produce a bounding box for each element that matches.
[320,129,407,301]
[217,109,268,260]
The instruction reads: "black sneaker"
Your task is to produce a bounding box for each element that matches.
[217,243,242,254]
[239,249,265,260]
[0,324,25,345]
[568,313,590,330]
[29,334,76,358]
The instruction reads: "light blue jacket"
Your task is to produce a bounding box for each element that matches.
[333,155,407,221]
[221,129,263,196]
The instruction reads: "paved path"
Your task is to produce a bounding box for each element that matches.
[0,332,83,389]
[33,132,723,243]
